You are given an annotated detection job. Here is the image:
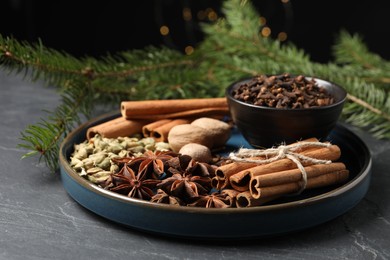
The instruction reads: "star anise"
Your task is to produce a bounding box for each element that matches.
[187,192,232,208]
[187,161,217,178]
[165,155,216,177]
[127,150,177,178]
[164,154,193,175]
[158,154,213,200]
[157,173,211,199]
[109,163,160,200]
[150,189,182,206]
[111,156,134,165]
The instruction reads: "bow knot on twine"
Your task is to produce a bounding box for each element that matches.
[228,141,332,193]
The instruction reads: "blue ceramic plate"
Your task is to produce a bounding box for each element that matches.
[59,111,372,239]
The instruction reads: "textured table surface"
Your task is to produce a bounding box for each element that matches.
[0,69,389,260]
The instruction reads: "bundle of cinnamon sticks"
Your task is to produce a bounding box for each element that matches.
[86,97,229,140]
[211,138,349,207]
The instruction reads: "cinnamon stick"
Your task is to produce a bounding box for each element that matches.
[220,189,241,207]
[249,162,346,198]
[142,119,172,137]
[236,191,279,208]
[251,162,346,188]
[86,117,149,140]
[229,144,341,191]
[121,98,229,120]
[250,170,349,199]
[211,177,222,190]
[150,119,191,142]
[214,161,259,190]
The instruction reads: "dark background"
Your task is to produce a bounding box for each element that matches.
[1,0,389,63]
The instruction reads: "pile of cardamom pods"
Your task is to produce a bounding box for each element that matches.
[69,134,170,184]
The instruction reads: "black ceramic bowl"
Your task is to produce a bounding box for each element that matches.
[226,76,347,148]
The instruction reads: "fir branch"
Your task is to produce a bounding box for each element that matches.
[347,93,390,122]
[333,30,383,69]
[0,36,87,86]
[0,0,390,172]
[337,75,390,139]
[332,30,390,85]
[0,36,195,93]
[18,80,93,171]
[221,0,261,39]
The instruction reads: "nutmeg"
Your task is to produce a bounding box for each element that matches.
[167,124,213,152]
[190,117,232,148]
[179,143,213,163]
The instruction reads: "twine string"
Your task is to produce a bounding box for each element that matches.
[228,141,332,193]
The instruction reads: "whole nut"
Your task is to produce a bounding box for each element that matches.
[167,124,213,152]
[179,143,212,163]
[190,117,231,148]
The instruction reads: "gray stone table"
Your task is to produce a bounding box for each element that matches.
[0,69,389,260]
